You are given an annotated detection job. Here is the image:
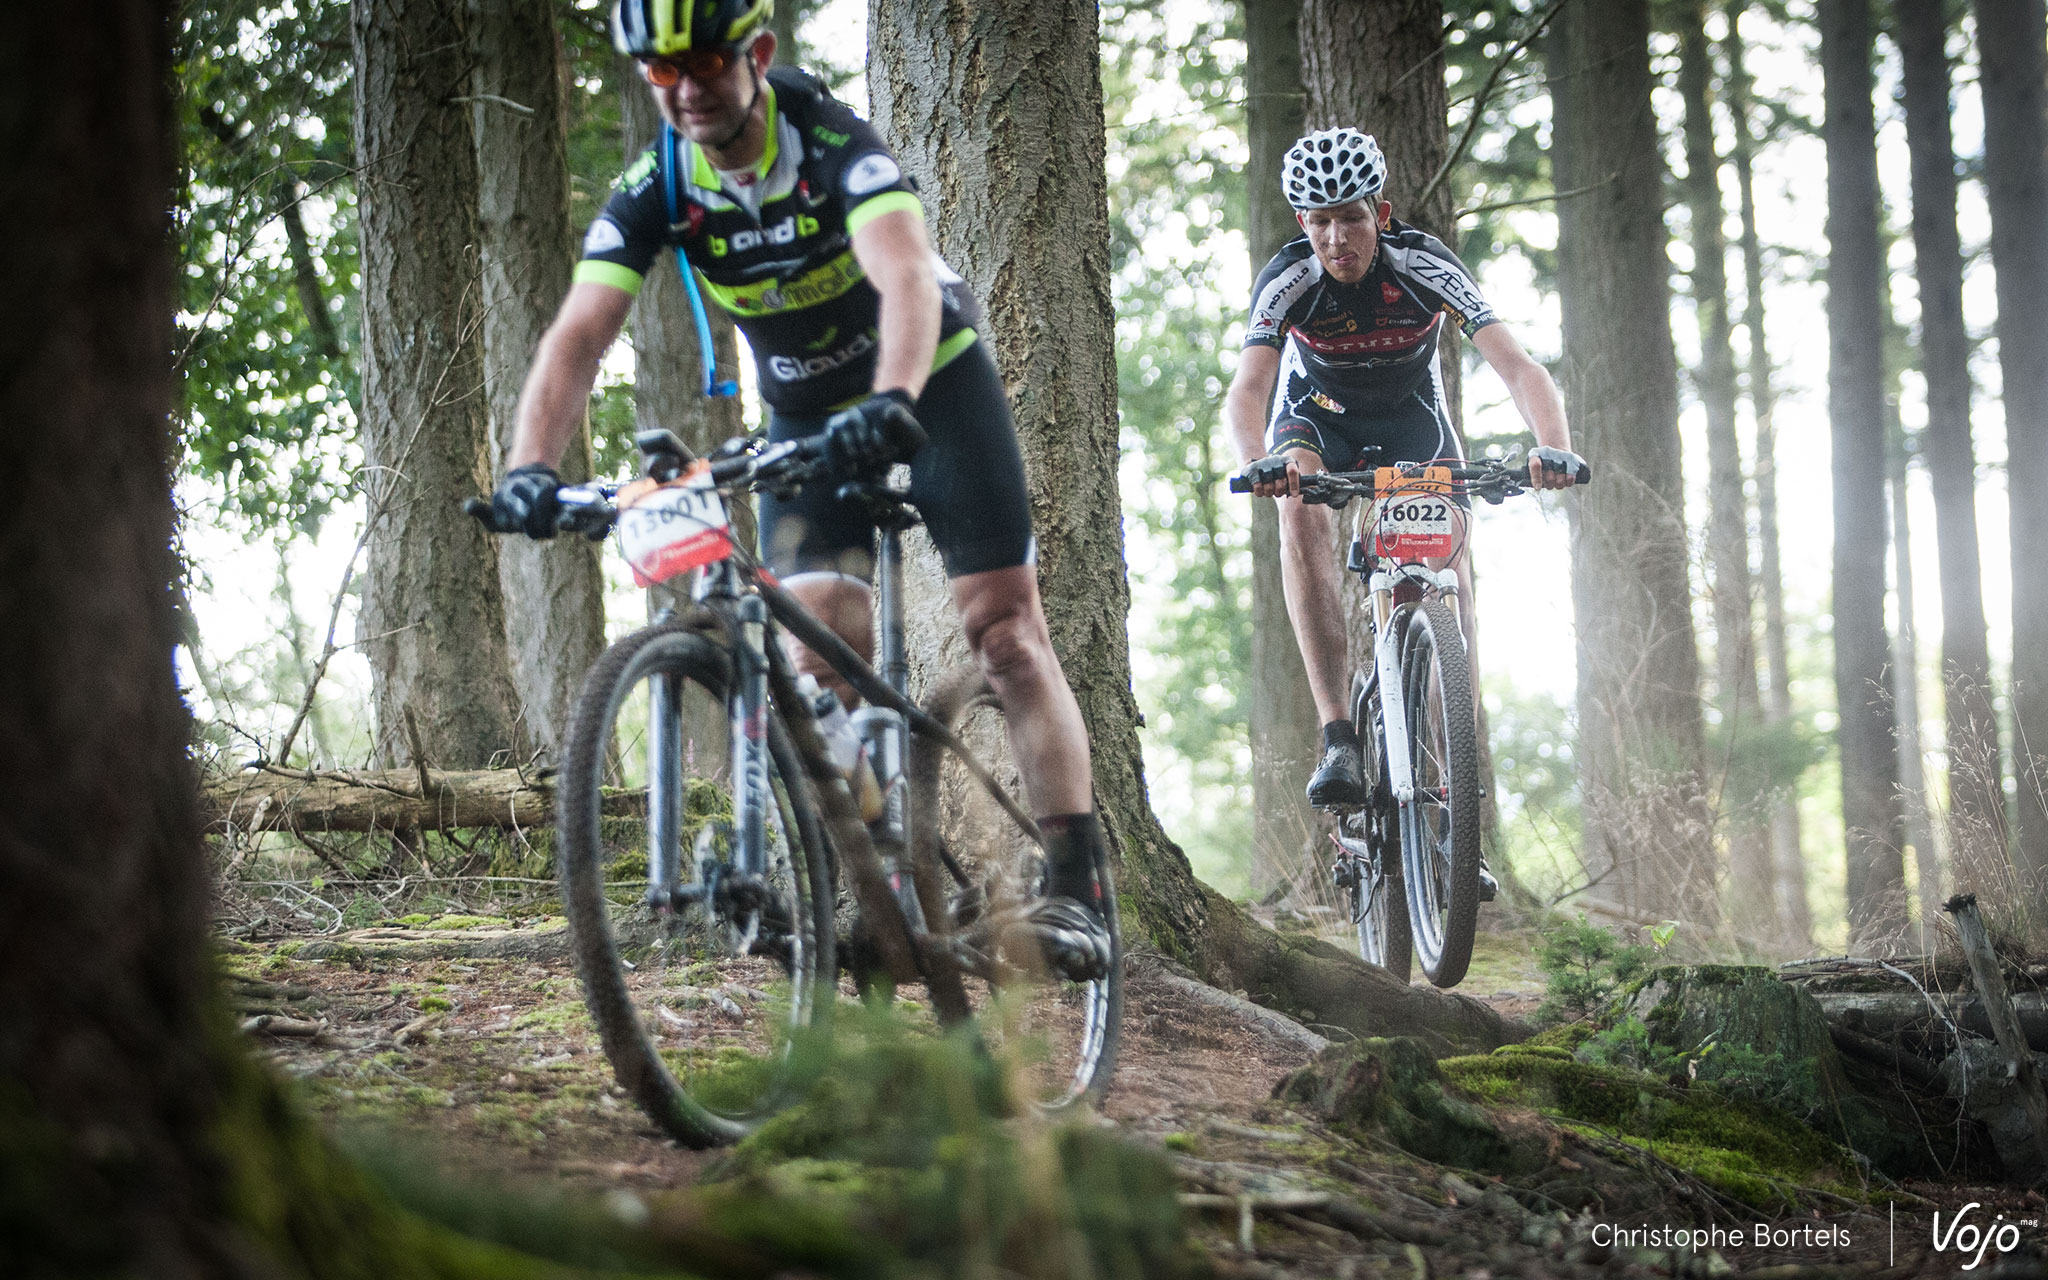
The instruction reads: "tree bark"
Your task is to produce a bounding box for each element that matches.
[867,0,1510,1043]
[1818,0,1906,947]
[353,0,527,770]
[1971,0,2048,901]
[1897,0,2006,876]
[1724,0,1811,948]
[1889,406,1943,943]
[472,0,606,761]
[0,5,229,1264]
[1244,0,1323,895]
[1547,0,1717,926]
[1677,0,1772,944]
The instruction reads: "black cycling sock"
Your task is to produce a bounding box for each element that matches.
[1323,720,1360,751]
[1039,812,1105,907]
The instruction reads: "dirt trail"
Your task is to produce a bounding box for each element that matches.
[226,923,2046,1278]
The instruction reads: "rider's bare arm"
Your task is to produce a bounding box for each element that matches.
[1470,323,1575,490]
[849,208,943,402]
[1223,344,1301,497]
[507,281,636,471]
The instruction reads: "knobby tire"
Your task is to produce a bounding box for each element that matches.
[1348,673,1412,984]
[1398,598,1482,988]
[558,620,836,1147]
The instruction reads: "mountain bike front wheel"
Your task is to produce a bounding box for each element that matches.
[910,666,1122,1111]
[557,619,836,1147]
[1396,598,1482,988]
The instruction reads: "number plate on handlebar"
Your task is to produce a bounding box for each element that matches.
[1371,466,1455,560]
[617,463,733,586]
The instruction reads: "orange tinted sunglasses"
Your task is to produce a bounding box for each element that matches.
[639,43,747,86]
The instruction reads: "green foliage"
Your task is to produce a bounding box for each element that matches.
[1533,914,1653,1024]
[176,0,359,536]
[1577,1014,1689,1077]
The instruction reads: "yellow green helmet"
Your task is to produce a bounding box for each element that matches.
[611,0,773,56]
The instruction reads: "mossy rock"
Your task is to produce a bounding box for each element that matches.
[1273,1037,1537,1173]
[1616,964,1928,1176]
[1440,1049,1865,1211]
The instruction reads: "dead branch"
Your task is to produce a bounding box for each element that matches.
[202,765,647,834]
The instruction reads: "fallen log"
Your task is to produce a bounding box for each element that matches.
[1807,990,2048,1052]
[201,767,647,835]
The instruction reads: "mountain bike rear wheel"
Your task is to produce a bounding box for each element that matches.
[1347,672,1411,983]
[557,620,836,1147]
[910,666,1121,1110]
[1396,598,1482,988]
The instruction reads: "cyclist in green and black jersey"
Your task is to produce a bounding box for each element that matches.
[1225,128,1584,810]
[489,0,1109,972]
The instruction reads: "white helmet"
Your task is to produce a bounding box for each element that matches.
[1282,128,1387,210]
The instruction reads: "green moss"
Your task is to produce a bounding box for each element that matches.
[1162,1133,1198,1154]
[419,915,510,931]
[508,1003,590,1035]
[418,996,454,1013]
[1440,1050,1862,1210]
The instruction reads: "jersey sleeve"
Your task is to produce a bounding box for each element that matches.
[571,144,671,297]
[812,96,924,237]
[1384,229,1499,338]
[1243,242,1317,349]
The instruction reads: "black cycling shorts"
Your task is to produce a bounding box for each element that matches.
[1265,345,1466,498]
[759,340,1035,580]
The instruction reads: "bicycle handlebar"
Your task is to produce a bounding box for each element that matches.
[464,430,834,539]
[1226,453,1592,502]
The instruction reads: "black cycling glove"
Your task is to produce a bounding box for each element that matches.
[491,463,562,540]
[1529,445,1589,483]
[823,389,928,479]
[1241,455,1294,489]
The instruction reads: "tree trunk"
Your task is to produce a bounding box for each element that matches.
[1890,409,1943,944]
[1971,0,2048,902]
[472,0,606,762]
[867,0,1510,1043]
[1897,0,2006,879]
[1724,0,1811,948]
[618,61,746,461]
[1547,0,1717,926]
[1818,0,1906,947]
[0,6,229,1263]
[353,0,526,770]
[1677,0,1772,944]
[1244,0,1322,896]
[766,0,816,70]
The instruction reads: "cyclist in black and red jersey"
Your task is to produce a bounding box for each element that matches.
[487,0,1108,976]
[1225,128,1584,810]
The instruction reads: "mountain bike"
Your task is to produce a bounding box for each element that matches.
[470,427,1121,1146]
[1233,451,1588,988]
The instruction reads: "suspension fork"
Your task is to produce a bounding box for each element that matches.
[729,594,773,880]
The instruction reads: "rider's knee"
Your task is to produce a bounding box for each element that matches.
[966,603,1052,685]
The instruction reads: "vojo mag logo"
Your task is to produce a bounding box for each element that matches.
[1927,1203,2037,1270]
[708,213,821,257]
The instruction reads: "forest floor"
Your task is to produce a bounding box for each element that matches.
[218,909,2048,1280]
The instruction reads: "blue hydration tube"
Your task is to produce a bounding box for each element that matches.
[661,123,741,399]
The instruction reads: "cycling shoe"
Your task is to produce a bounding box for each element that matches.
[1020,897,1113,983]
[1306,739,1367,807]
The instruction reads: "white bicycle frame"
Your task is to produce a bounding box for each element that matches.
[1363,557,1461,806]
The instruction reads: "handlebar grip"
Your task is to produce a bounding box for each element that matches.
[1574,461,1593,485]
[1228,475,1252,493]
